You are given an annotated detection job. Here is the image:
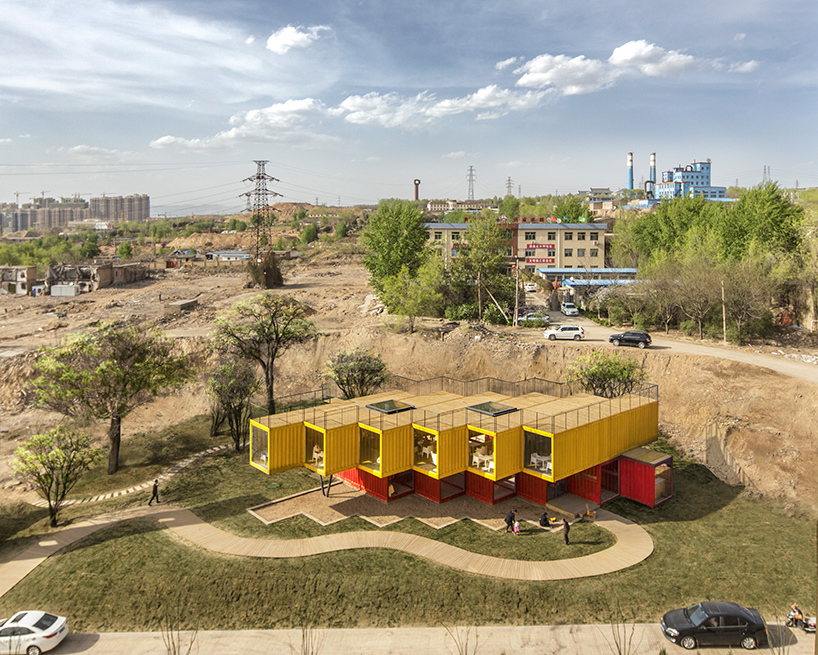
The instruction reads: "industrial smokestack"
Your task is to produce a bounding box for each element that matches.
[413,179,421,201]
[627,152,634,191]
[650,153,656,183]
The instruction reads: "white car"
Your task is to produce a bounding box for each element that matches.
[524,282,538,292]
[560,302,579,316]
[544,325,585,341]
[0,611,69,655]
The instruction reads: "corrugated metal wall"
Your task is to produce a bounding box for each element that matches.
[414,470,441,502]
[438,425,468,479]
[494,426,524,481]
[517,470,549,504]
[324,423,360,475]
[567,464,602,504]
[552,402,658,480]
[250,420,304,474]
[619,457,656,506]
[380,425,413,477]
[465,470,494,503]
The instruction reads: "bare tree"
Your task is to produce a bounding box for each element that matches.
[214,294,315,415]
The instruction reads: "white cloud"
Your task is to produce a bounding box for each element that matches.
[729,60,759,73]
[65,144,120,157]
[339,92,436,128]
[443,151,467,159]
[266,25,330,55]
[429,85,545,118]
[151,98,338,151]
[608,40,697,76]
[245,36,255,45]
[515,54,616,95]
[0,138,12,145]
[496,56,520,71]
[734,33,747,41]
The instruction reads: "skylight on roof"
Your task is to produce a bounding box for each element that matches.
[365,399,415,414]
[467,401,518,417]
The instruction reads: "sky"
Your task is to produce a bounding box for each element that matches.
[1,0,816,216]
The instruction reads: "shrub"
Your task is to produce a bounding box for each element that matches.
[445,303,478,321]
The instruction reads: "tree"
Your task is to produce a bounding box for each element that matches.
[206,357,261,452]
[361,199,429,293]
[117,241,133,259]
[565,351,647,399]
[300,223,319,244]
[33,321,192,475]
[554,196,591,222]
[498,195,519,219]
[335,221,348,238]
[641,256,680,334]
[722,255,774,345]
[247,249,283,289]
[380,261,444,333]
[326,349,390,399]
[213,294,315,415]
[454,214,507,319]
[13,427,103,526]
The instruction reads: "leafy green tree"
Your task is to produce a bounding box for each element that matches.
[675,230,722,339]
[326,349,390,399]
[80,233,101,259]
[722,254,774,345]
[380,261,445,333]
[300,223,319,244]
[565,351,647,399]
[453,214,508,319]
[554,196,591,222]
[213,294,315,414]
[498,195,519,219]
[335,221,348,238]
[206,357,261,452]
[361,199,429,293]
[33,321,193,474]
[116,241,133,259]
[13,427,103,526]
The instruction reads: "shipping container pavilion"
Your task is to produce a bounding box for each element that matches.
[249,376,671,509]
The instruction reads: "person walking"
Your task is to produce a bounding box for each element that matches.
[562,518,570,545]
[504,509,517,533]
[148,479,160,506]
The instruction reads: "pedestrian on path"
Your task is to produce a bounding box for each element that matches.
[562,518,570,545]
[504,509,517,533]
[148,479,160,506]
[539,511,550,530]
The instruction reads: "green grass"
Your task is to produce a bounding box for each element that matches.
[1,428,815,632]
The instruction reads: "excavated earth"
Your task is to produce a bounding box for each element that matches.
[1,243,816,516]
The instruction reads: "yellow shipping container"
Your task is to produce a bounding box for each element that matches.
[321,422,360,476]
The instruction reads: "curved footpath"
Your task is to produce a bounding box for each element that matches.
[0,505,652,598]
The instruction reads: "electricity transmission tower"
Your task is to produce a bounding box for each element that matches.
[240,160,282,262]
[505,177,514,197]
[467,166,475,201]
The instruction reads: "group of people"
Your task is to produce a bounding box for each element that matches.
[504,509,571,544]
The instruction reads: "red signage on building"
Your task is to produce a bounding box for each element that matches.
[528,243,555,249]
[526,258,555,264]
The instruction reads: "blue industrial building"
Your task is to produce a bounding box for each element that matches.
[653,160,726,200]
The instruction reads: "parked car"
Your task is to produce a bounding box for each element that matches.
[609,330,652,349]
[0,611,69,655]
[560,302,579,316]
[518,311,549,324]
[660,601,767,651]
[524,282,538,292]
[543,325,584,341]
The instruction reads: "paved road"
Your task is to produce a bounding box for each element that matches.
[53,624,815,655]
[528,308,818,386]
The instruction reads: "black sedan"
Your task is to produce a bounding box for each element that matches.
[609,330,651,349]
[661,601,767,650]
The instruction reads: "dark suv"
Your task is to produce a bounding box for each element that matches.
[609,330,651,349]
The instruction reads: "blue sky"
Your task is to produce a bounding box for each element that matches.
[1,0,816,216]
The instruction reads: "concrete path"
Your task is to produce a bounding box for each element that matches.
[47,623,817,655]
[0,503,652,598]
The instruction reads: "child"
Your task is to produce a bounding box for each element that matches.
[513,520,520,535]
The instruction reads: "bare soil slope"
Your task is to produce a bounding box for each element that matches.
[1,250,816,514]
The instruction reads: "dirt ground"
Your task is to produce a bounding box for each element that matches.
[2,243,817,516]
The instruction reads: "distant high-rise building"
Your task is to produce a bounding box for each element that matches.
[91,194,150,221]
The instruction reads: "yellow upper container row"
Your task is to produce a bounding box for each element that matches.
[250,388,658,484]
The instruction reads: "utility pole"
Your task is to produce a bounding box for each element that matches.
[467,166,475,201]
[240,160,282,263]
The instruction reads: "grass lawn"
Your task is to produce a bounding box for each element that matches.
[1,426,815,631]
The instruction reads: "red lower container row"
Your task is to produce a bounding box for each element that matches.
[336,452,672,508]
